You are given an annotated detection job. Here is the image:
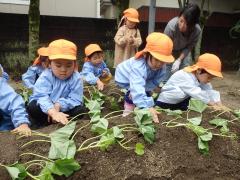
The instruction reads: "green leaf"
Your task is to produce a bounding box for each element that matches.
[186,123,208,136]
[188,98,208,113]
[200,132,213,141]
[112,126,124,139]
[134,108,153,126]
[50,121,76,140]
[139,125,155,144]
[233,110,240,118]
[39,166,54,180]
[91,118,108,134]
[220,125,229,134]
[108,97,120,111]
[98,133,116,151]
[85,100,101,111]
[90,115,101,124]
[49,159,80,177]
[209,118,228,127]
[187,116,202,125]
[198,137,209,155]
[3,163,27,180]
[135,143,145,156]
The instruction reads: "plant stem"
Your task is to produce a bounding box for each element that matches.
[20,153,54,162]
[78,133,104,149]
[117,141,132,150]
[71,122,91,140]
[121,136,137,146]
[31,131,50,138]
[122,127,138,131]
[26,172,40,180]
[117,123,136,127]
[21,139,51,148]
[104,110,125,118]
[24,159,46,165]
[78,145,99,152]
[68,112,89,123]
[26,163,44,170]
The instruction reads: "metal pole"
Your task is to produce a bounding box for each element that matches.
[148,0,156,34]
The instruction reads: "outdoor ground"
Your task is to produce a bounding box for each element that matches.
[0,71,240,180]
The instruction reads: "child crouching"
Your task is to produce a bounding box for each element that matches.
[27,39,85,128]
[156,53,223,110]
[81,43,112,90]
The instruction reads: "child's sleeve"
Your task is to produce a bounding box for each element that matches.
[129,66,154,108]
[145,67,166,91]
[0,64,9,81]
[56,73,83,112]
[114,26,127,46]
[33,71,54,113]
[133,29,142,48]
[81,63,99,84]
[103,62,111,74]
[22,66,38,89]
[0,78,30,128]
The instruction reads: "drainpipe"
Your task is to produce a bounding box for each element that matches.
[148,0,156,34]
[96,0,101,18]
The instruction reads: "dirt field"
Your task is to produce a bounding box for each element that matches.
[0,71,239,180]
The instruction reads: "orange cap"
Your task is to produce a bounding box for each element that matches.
[135,32,174,63]
[85,44,102,57]
[33,47,49,65]
[123,8,139,23]
[184,53,223,78]
[48,39,77,60]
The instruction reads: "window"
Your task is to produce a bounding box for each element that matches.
[0,0,30,5]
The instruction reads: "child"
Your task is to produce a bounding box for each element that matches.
[22,47,49,89]
[81,43,112,91]
[163,3,201,82]
[156,53,223,111]
[27,39,85,128]
[0,74,31,136]
[114,8,142,68]
[115,32,174,123]
[0,63,9,81]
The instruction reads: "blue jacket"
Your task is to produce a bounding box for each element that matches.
[22,65,45,89]
[0,77,30,130]
[115,57,166,108]
[29,69,83,113]
[0,64,9,81]
[81,61,110,84]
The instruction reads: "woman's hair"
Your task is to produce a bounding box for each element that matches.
[179,3,200,28]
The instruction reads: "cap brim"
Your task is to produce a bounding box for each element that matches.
[127,17,139,23]
[38,47,49,56]
[149,51,174,63]
[205,69,223,78]
[49,54,76,60]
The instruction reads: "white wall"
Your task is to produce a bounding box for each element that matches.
[0,0,99,18]
[129,0,240,13]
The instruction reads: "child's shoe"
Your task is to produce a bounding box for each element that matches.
[122,101,135,117]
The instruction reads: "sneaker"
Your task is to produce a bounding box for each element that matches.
[122,101,135,117]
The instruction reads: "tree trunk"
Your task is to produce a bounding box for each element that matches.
[28,0,40,62]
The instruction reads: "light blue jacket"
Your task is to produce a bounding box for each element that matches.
[0,77,30,130]
[115,57,166,108]
[0,64,9,81]
[157,70,220,104]
[81,61,110,84]
[22,65,45,89]
[29,69,83,113]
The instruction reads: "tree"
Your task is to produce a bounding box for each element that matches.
[28,0,40,61]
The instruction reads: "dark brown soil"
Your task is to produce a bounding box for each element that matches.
[1,72,240,180]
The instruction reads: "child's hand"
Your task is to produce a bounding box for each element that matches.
[48,108,69,125]
[101,70,108,78]
[149,107,160,123]
[11,124,31,136]
[54,103,61,112]
[96,79,104,91]
[128,36,134,44]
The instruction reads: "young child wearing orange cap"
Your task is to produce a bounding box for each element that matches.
[22,47,49,89]
[115,32,174,123]
[81,43,112,90]
[27,39,85,128]
[156,53,223,110]
[114,8,142,68]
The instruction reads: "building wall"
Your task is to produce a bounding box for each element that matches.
[0,0,99,18]
[129,0,240,13]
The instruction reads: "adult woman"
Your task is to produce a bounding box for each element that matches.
[163,3,201,82]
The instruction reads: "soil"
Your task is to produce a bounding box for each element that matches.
[1,71,240,180]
